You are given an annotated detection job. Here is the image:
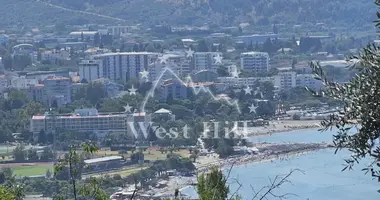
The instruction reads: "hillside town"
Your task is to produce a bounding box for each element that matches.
[0,7,375,200]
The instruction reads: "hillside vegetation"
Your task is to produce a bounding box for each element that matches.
[0,0,376,27]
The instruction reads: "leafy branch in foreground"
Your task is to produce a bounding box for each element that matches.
[250,169,303,200]
[54,141,108,200]
[307,20,380,183]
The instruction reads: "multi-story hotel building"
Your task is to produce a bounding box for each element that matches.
[93,52,158,83]
[193,52,220,73]
[78,60,104,82]
[30,108,151,138]
[240,52,270,73]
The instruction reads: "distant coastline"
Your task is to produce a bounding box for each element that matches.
[244,120,322,137]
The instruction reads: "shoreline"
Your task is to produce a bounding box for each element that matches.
[244,120,322,137]
[195,143,331,173]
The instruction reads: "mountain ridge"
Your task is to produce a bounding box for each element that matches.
[0,0,376,28]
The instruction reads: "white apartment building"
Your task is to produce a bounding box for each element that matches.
[148,53,192,82]
[10,76,38,89]
[40,49,70,62]
[30,108,151,138]
[193,52,220,73]
[94,52,157,83]
[44,76,72,106]
[218,76,275,87]
[107,26,132,36]
[296,74,323,90]
[78,60,104,82]
[240,52,270,73]
[0,75,8,92]
[274,72,297,90]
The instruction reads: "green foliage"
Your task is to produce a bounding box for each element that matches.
[13,144,26,162]
[7,0,373,28]
[54,142,103,200]
[197,167,229,200]
[307,1,380,184]
[74,82,107,105]
[0,185,15,200]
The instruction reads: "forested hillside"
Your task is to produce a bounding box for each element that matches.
[0,0,376,27]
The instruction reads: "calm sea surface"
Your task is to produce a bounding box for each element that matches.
[183,128,379,200]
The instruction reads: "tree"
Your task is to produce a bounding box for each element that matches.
[12,145,25,162]
[0,185,15,200]
[38,130,46,144]
[307,1,380,184]
[94,33,100,46]
[197,167,229,200]
[54,142,105,200]
[45,169,52,179]
[263,38,274,54]
[197,40,209,52]
[40,147,54,161]
[27,148,39,161]
[0,171,5,184]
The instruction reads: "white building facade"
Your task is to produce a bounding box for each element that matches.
[78,60,104,82]
[10,76,39,89]
[193,52,220,73]
[94,52,157,83]
[296,74,323,90]
[274,72,297,90]
[40,49,70,62]
[30,109,151,138]
[217,76,275,87]
[240,52,270,73]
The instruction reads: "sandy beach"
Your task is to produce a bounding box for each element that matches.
[243,120,322,136]
[194,142,331,173]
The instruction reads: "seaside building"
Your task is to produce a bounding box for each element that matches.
[40,49,70,62]
[240,52,270,73]
[217,76,275,87]
[93,52,158,83]
[273,71,297,90]
[28,84,45,103]
[78,60,104,82]
[235,34,278,46]
[43,76,72,107]
[193,52,221,73]
[160,79,188,100]
[24,70,70,82]
[191,70,218,83]
[296,74,323,90]
[29,108,151,138]
[10,76,39,89]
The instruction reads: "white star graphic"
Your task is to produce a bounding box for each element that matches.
[140,70,149,80]
[159,55,169,64]
[123,104,132,113]
[214,53,223,64]
[185,48,194,58]
[244,86,252,95]
[249,104,258,114]
[231,70,240,78]
[129,85,137,95]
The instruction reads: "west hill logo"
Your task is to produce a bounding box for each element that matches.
[123,48,270,139]
[140,67,242,114]
[132,48,245,114]
[124,48,269,117]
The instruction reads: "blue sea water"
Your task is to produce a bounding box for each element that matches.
[183,128,380,200]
